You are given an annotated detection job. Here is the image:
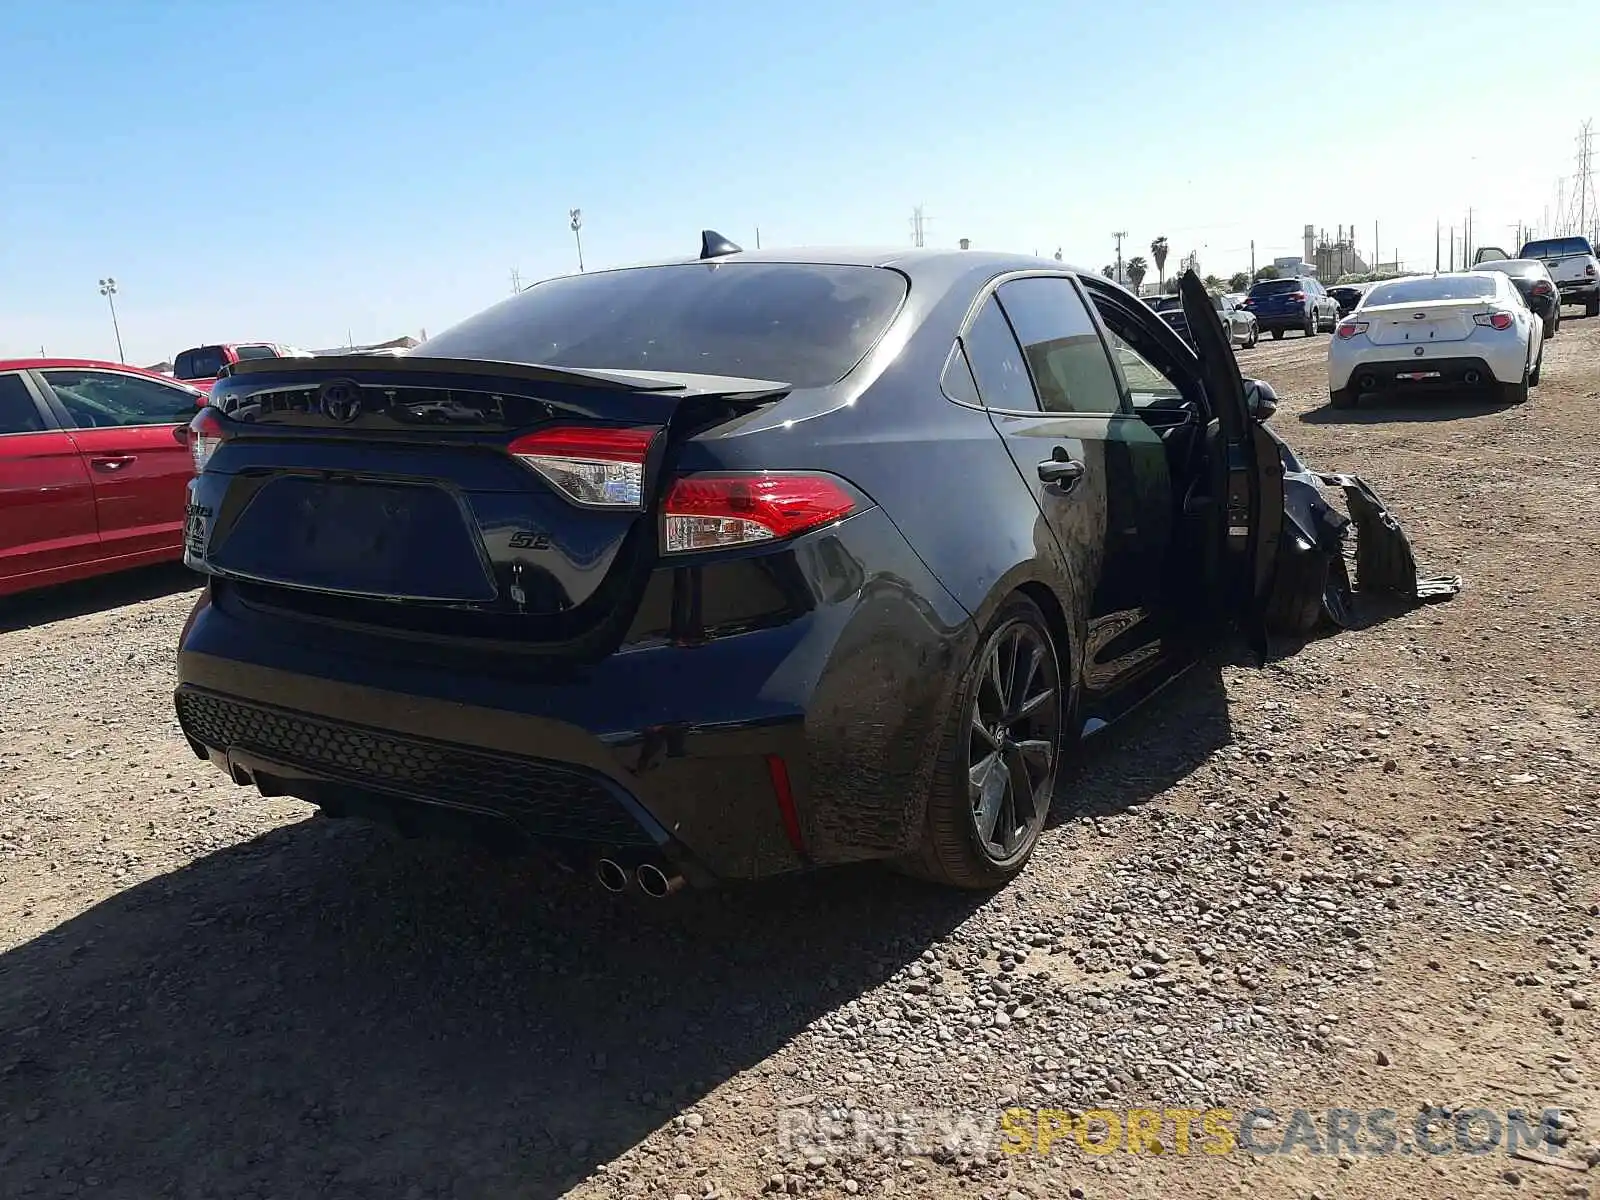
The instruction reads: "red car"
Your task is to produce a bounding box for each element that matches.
[173,343,307,392]
[0,358,206,597]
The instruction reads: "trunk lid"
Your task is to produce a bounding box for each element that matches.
[1361,299,1484,346]
[188,356,787,635]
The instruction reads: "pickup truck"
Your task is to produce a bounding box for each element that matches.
[1516,236,1600,317]
[172,343,310,393]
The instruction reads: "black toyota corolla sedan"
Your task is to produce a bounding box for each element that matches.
[174,237,1421,895]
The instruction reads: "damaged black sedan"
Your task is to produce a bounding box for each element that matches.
[174,241,1452,895]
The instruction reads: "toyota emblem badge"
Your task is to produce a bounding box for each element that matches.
[319,380,363,423]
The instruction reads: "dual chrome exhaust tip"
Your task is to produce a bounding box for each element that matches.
[595,857,685,898]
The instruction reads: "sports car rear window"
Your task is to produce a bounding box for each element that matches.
[1364,276,1497,305]
[416,262,909,389]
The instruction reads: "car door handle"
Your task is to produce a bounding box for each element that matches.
[1037,457,1085,489]
[90,455,136,471]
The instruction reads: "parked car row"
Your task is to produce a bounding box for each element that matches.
[1472,235,1600,317]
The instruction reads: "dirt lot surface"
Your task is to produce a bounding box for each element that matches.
[3,319,1598,1200]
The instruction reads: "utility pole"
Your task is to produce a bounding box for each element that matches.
[1435,221,1440,272]
[755,226,761,249]
[569,208,585,272]
[1373,222,1379,272]
[97,277,124,363]
[1465,208,1472,266]
[1112,230,1127,283]
[1448,226,1455,271]
[1250,239,1255,277]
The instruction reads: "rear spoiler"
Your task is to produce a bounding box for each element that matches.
[223,353,791,401]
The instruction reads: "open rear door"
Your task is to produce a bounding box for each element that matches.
[1177,271,1285,647]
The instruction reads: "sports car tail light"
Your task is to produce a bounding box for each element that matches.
[661,472,857,553]
[187,407,230,473]
[509,425,660,510]
[1335,320,1369,339]
[1474,311,1515,330]
[1532,280,1553,295]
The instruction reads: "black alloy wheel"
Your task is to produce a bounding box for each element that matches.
[899,595,1064,889]
[966,618,1060,864]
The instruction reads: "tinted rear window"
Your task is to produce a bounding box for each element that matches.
[1364,275,1497,305]
[175,347,226,379]
[1151,296,1182,312]
[233,345,280,361]
[1521,237,1593,259]
[415,262,909,388]
[1249,279,1303,296]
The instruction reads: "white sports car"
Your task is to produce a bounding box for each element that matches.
[1328,271,1543,408]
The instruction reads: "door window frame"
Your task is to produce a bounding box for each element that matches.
[1079,277,1212,418]
[28,367,203,431]
[939,269,1134,418]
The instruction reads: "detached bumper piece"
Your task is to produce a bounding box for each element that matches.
[174,686,668,851]
[1271,461,1461,636]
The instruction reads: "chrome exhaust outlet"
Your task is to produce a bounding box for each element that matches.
[595,858,629,893]
[1463,369,1481,385]
[636,862,685,898]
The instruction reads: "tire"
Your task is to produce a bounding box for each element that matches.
[1329,386,1357,409]
[1587,294,1599,318]
[1246,324,1258,348]
[900,595,1064,890]
[1545,316,1559,339]
[1305,311,1318,337]
[1271,329,1284,340]
[1501,374,1529,405]
[1529,350,1542,387]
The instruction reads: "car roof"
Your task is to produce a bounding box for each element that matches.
[1472,258,1548,274]
[0,357,186,377]
[552,244,1099,292]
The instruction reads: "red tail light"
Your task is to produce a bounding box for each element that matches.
[187,407,230,473]
[1335,320,1368,339]
[1240,298,1255,307]
[509,425,660,510]
[1532,280,1553,295]
[661,472,857,553]
[1287,291,1307,302]
[1587,264,1597,277]
[1473,311,1515,330]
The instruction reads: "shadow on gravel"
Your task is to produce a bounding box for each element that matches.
[1298,395,1508,425]
[0,563,200,633]
[0,659,1239,1198]
[1050,657,1232,826]
[0,823,983,1199]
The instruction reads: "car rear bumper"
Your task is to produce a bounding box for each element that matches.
[1253,311,1310,332]
[1328,353,1503,394]
[1556,280,1599,300]
[173,506,975,885]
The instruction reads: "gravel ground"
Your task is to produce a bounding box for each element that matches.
[2,318,1598,1200]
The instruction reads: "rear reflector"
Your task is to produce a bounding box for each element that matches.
[765,753,806,855]
[509,425,660,510]
[662,472,856,553]
[188,407,229,473]
[1335,320,1368,339]
[1473,311,1515,330]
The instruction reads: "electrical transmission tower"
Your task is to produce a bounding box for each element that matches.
[911,204,929,248]
[1564,120,1598,240]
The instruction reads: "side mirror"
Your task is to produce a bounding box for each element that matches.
[1243,378,1278,422]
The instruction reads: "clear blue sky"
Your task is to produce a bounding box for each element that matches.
[3,0,1596,364]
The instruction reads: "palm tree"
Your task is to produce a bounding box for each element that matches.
[1102,264,1116,280]
[1125,256,1148,294]
[1150,237,1169,290]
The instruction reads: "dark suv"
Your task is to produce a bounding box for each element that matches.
[1241,276,1340,339]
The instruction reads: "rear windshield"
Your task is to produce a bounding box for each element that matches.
[1520,237,1593,259]
[415,262,910,388]
[1248,279,1303,296]
[1364,275,1497,306]
[174,347,226,379]
[233,344,280,361]
[1151,296,1182,312]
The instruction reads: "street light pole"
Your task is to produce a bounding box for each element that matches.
[98,277,125,363]
[569,208,585,273]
